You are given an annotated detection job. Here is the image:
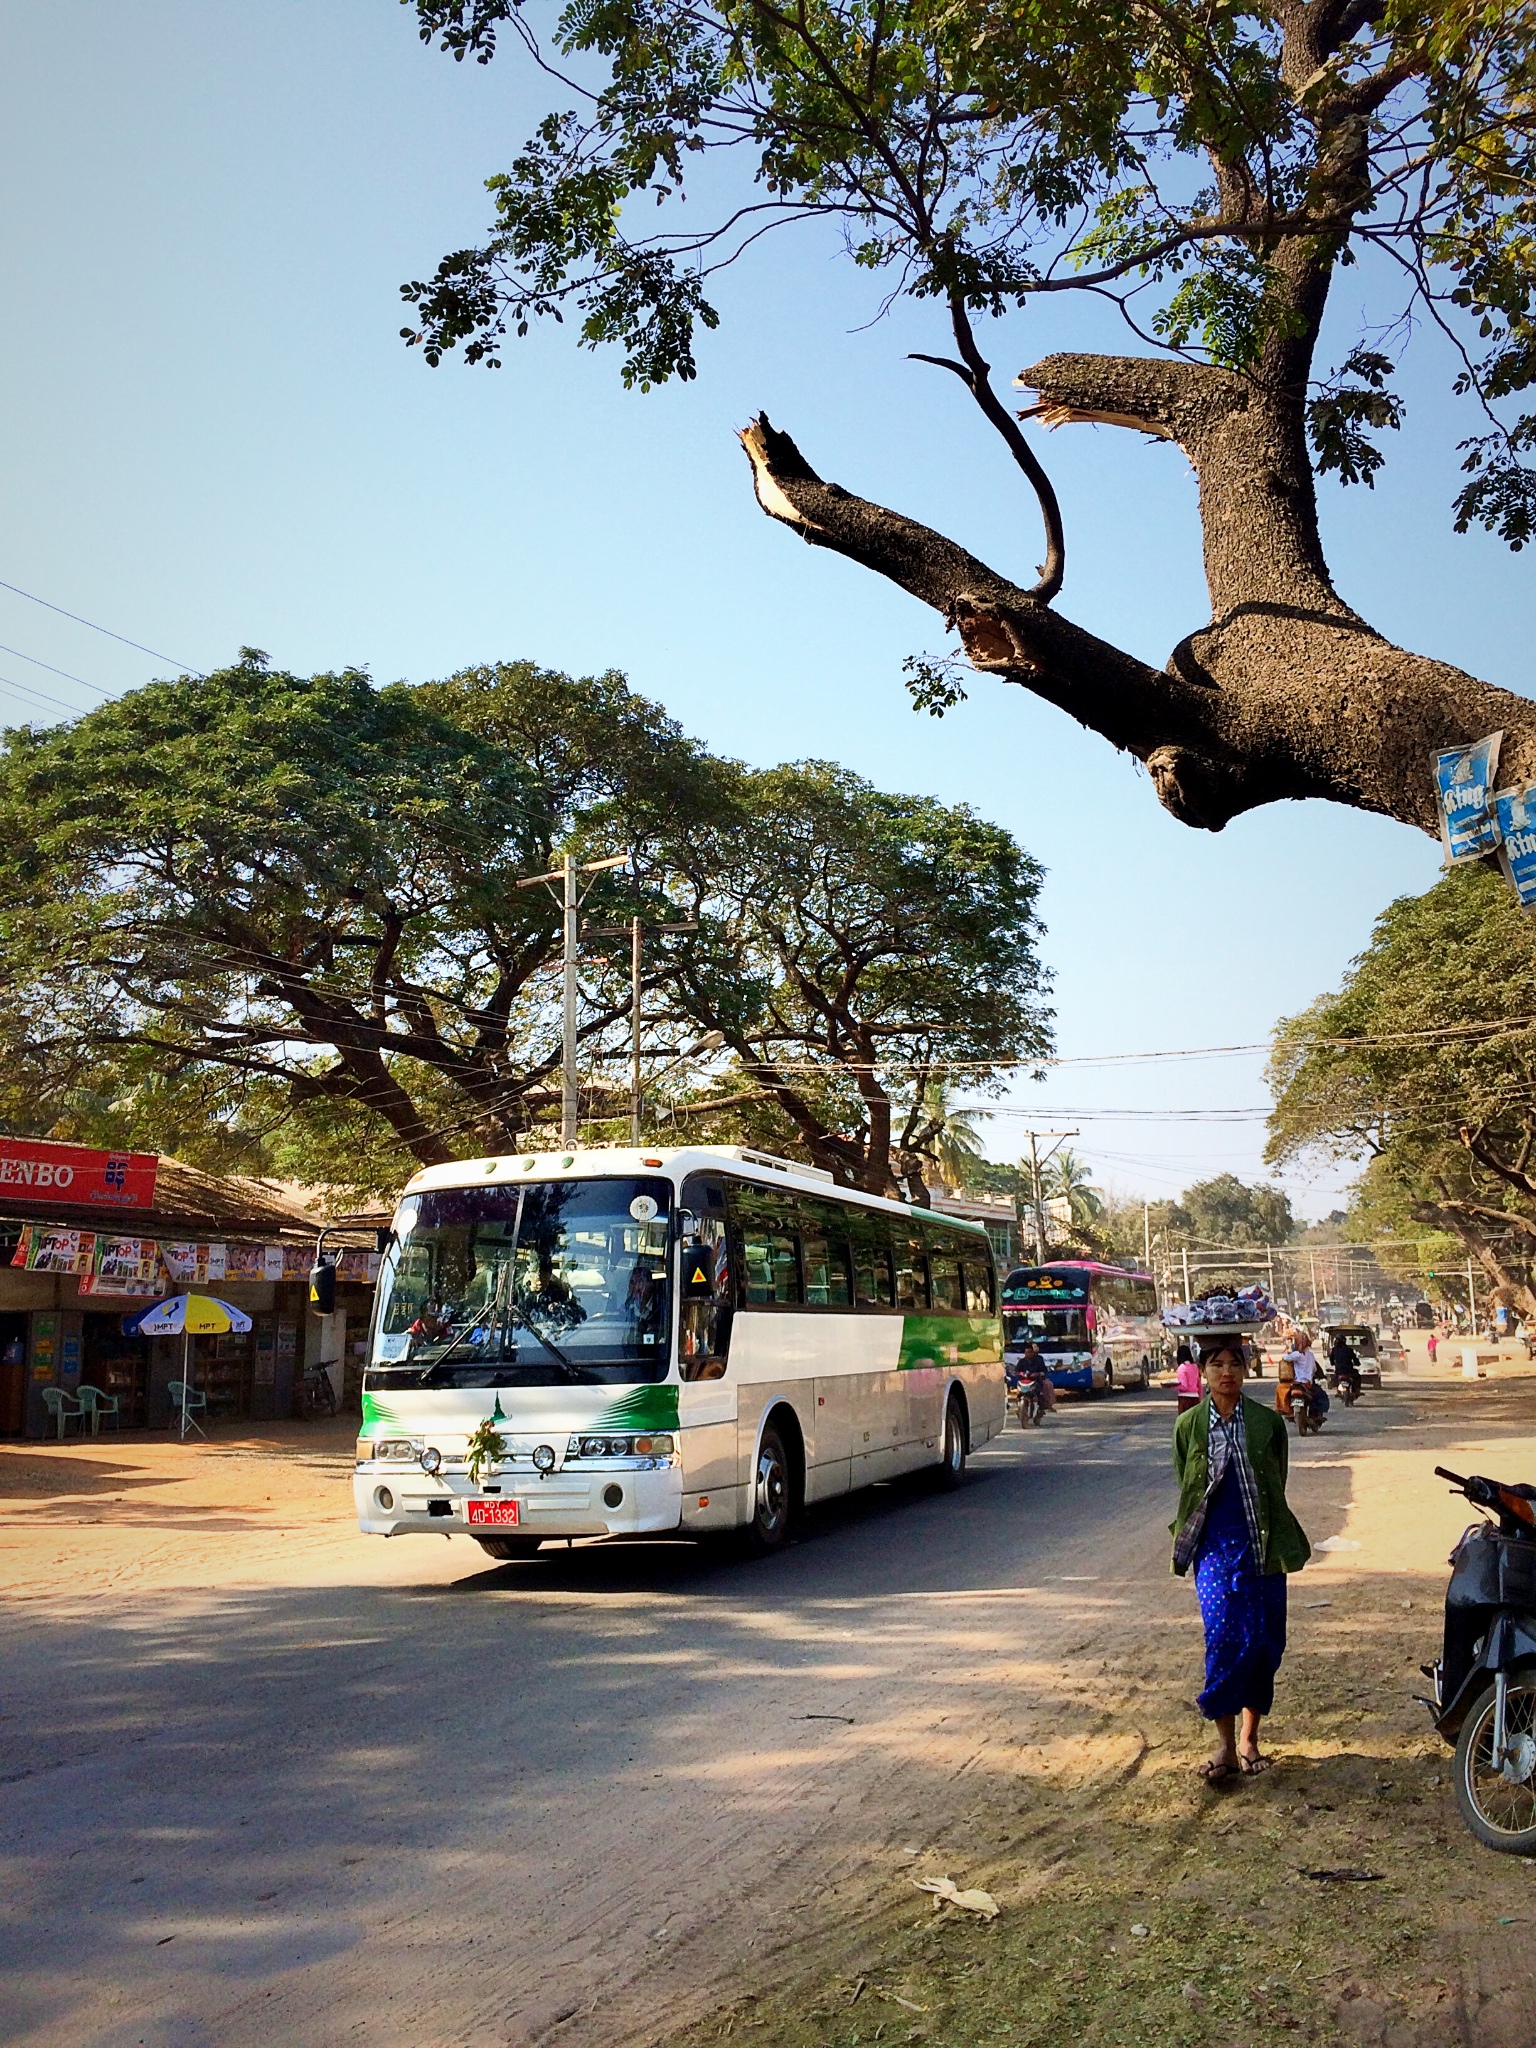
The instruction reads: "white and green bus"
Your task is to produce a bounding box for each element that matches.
[354,1144,1005,1558]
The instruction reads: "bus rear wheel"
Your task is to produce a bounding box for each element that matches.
[746,1422,793,1554]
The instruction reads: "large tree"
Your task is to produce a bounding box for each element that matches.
[402,0,1536,836]
[0,654,700,1188]
[641,759,1053,1193]
[1267,863,1536,1314]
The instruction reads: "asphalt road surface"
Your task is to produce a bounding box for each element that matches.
[0,1386,1383,2048]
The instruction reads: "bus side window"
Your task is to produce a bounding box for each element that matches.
[928,1253,963,1312]
[731,1182,802,1305]
[895,1235,928,1311]
[679,1174,734,1378]
[962,1260,994,1313]
[850,1212,894,1308]
[802,1230,852,1305]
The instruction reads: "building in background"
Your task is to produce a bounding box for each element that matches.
[0,1139,380,1438]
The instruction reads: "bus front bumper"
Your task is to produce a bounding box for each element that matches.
[355,1460,683,1540]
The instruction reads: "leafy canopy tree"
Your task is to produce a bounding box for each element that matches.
[402,0,1536,837]
[0,664,1051,1201]
[646,759,1054,1193]
[0,653,703,1192]
[1267,862,1536,1314]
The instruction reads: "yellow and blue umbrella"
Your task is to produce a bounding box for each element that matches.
[123,1295,254,1436]
[124,1293,254,1337]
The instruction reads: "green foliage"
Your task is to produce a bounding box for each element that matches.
[464,1415,507,1482]
[403,0,1536,529]
[1306,350,1405,488]
[0,668,1050,1205]
[1267,863,1536,1307]
[0,657,711,1198]
[646,758,1053,1190]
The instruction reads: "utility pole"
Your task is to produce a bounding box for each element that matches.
[562,855,579,1143]
[1143,1199,1151,1274]
[1468,1255,1478,1332]
[516,852,629,1146]
[584,911,697,1144]
[1022,1129,1077,1265]
[1181,1245,1191,1305]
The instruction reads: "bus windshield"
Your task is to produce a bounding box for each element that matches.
[367,1175,672,1387]
[1004,1308,1088,1351]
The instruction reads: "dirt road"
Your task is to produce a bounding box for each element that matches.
[3,1347,1534,2048]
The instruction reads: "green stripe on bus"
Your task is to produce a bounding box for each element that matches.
[897,1314,1002,1370]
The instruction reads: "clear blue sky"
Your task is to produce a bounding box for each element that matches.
[0,2,1524,1219]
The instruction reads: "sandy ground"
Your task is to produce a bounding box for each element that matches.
[2,1336,1535,2048]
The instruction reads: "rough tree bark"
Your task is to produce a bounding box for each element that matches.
[740,350,1536,835]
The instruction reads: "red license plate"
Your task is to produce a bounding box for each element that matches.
[465,1498,520,1527]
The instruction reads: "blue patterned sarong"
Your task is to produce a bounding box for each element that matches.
[1194,1462,1288,1719]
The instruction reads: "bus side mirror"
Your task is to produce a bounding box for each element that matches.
[309,1259,337,1315]
[681,1242,716,1299]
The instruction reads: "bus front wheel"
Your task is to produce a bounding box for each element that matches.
[935,1393,969,1489]
[746,1422,793,1554]
[475,1535,544,1560]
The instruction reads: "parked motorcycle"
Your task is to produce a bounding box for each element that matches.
[1423,1466,1536,1853]
[300,1361,339,1418]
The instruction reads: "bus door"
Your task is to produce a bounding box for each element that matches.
[677,1174,738,1496]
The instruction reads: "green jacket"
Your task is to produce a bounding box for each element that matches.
[1170,1395,1311,1577]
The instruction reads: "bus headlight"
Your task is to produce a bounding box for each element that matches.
[632,1434,674,1457]
[419,1446,442,1475]
[533,1443,557,1473]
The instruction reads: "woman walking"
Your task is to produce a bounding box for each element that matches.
[1174,1342,1202,1414]
[1172,1340,1311,1782]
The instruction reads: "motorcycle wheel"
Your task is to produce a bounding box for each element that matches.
[1454,1669,1536,1854]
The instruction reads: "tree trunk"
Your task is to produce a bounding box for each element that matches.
[740,355,1536,834]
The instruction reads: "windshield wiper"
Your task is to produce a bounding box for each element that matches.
[415,1320,488,1384]
[504,1299,584,1379]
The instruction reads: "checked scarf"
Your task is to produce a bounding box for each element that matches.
[1174,1399,1265,1571]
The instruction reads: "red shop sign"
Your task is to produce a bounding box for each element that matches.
[0,1139,158,1208]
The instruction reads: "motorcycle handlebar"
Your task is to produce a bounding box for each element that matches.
[1436,1466,1536,1520]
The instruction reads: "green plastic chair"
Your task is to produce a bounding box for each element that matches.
[167,1380,207,1438]
[75,1384,121,1435]
[40,1387,84,1439]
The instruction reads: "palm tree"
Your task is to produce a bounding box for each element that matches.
[899,1082,988,1195]
[1045,1149,1104,1231]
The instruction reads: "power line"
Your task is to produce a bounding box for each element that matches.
[0,576,204,676]
[0,642,112,696]
[0,672,92,719]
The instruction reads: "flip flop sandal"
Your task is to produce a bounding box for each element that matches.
[1239,1754,1275,1775]
[1196,1759,1240,1785]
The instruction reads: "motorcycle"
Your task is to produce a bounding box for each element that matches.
[300,1361,339,1418]
[1017,1373,1050,1427]
[1331,1370,1360,1407]
[1423,1466,1536,1854]
[1289,1379,1327,1435]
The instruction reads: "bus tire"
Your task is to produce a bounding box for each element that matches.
[934,1391,969,1489]
[474,1535,543,1560]
[745,1420,793,1554]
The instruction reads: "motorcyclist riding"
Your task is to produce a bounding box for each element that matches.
[1329,1333,1363,1401]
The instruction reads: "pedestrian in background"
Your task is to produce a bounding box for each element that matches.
[1175,1343,1202,1414]
[1172,1340,1311,1783]
[1427,1330,1439,1364]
